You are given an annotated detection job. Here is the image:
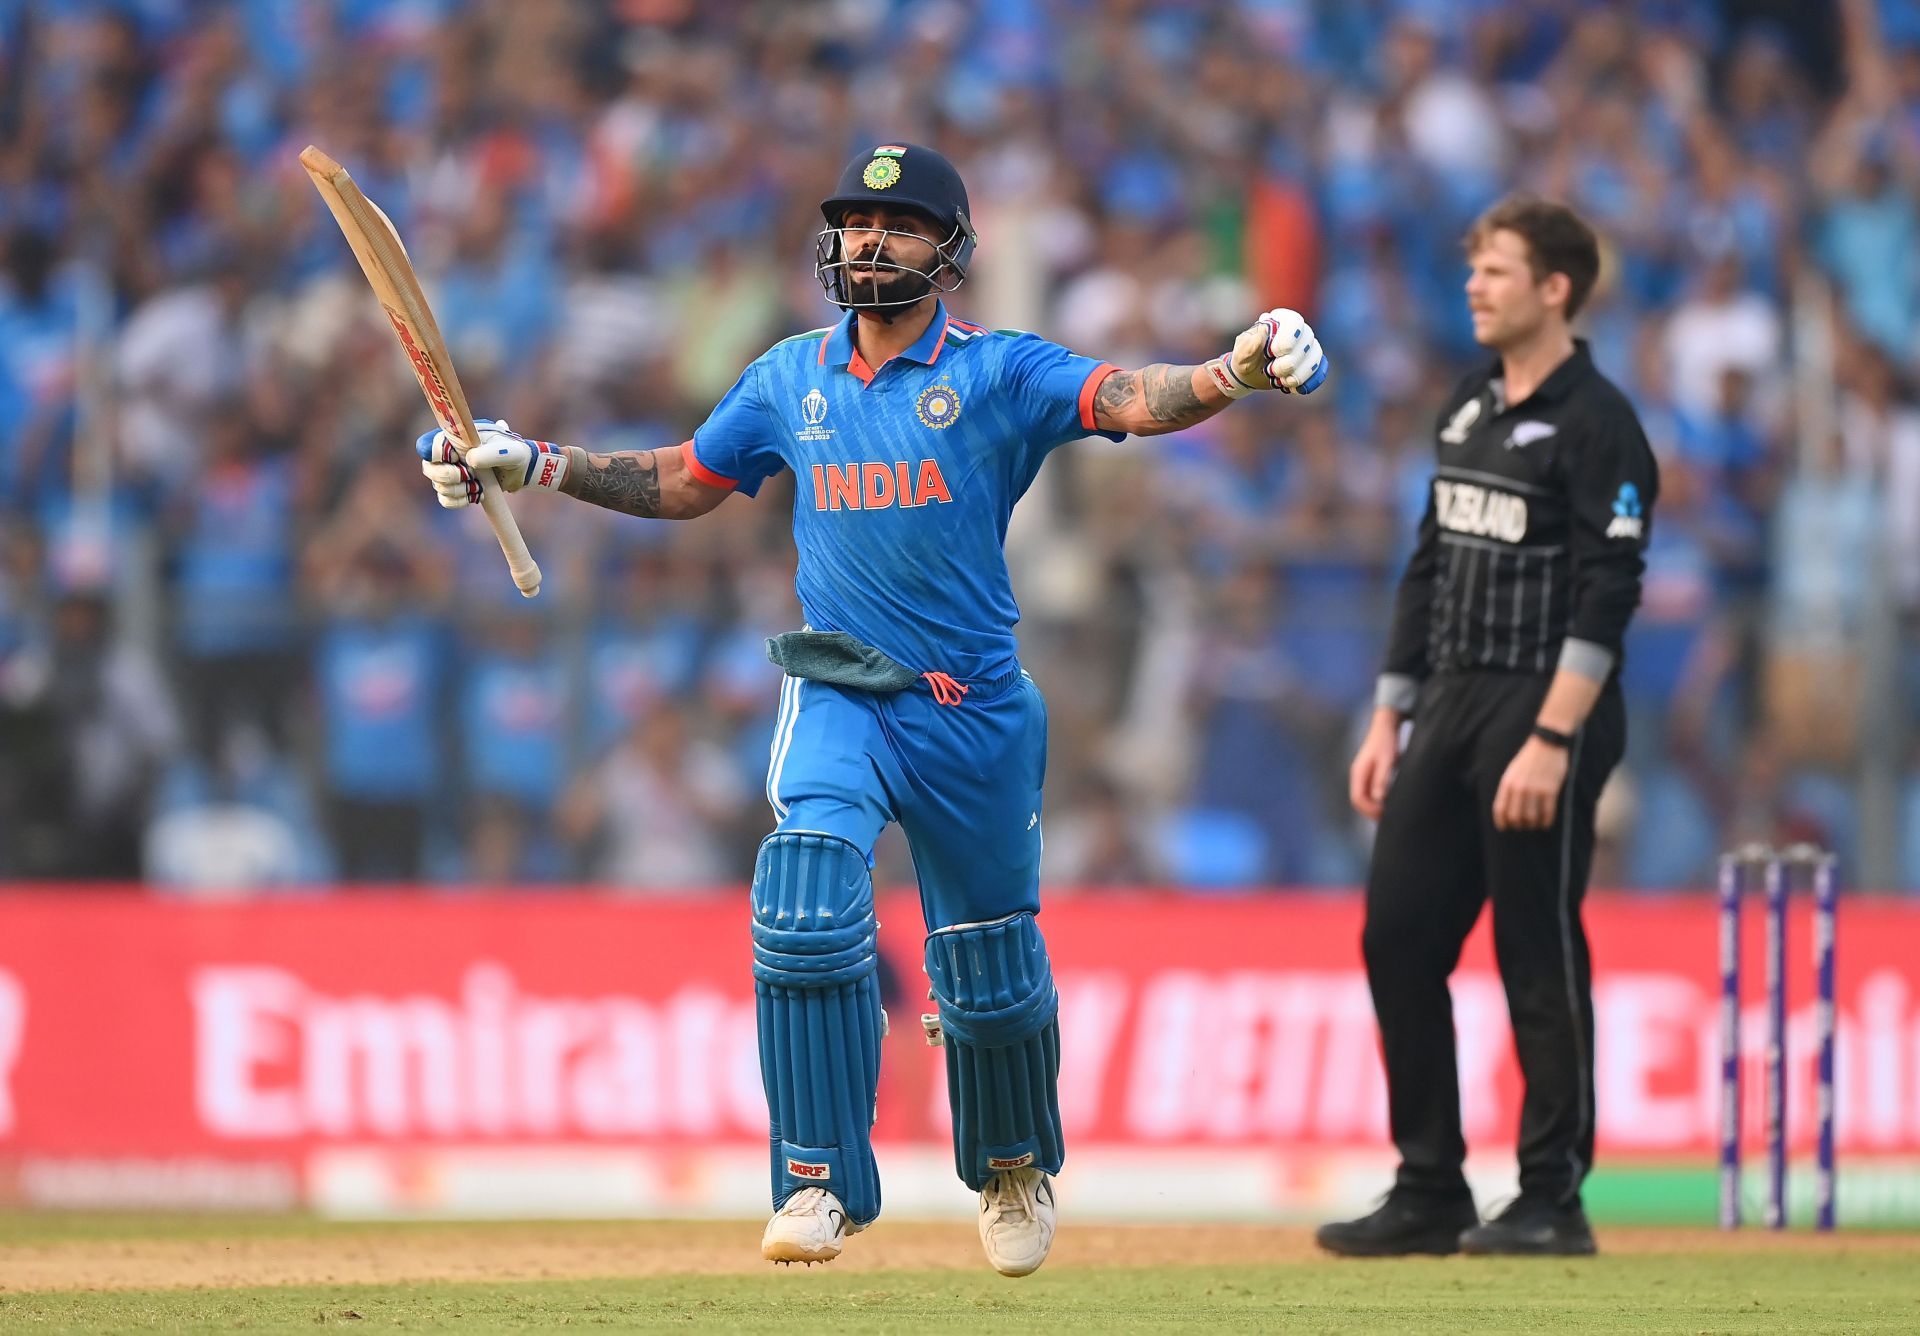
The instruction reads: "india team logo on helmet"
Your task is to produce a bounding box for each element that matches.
[916,382,962,429]
[861,144,906,189]
[817,143,976,310]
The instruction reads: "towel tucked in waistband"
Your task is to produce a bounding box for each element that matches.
[764,630,920,693]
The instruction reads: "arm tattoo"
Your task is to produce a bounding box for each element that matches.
[562,448,662,517]
[1093,363,1215,433]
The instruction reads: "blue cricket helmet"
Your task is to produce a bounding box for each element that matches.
[816,143,977,308]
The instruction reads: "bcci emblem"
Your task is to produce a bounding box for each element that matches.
[861,157,902,190]
[916,383,962,429]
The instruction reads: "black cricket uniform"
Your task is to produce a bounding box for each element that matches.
[1365,339,1656,1207]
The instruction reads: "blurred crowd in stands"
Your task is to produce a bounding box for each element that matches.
[2,0,1919,893]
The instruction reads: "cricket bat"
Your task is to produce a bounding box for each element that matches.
[298,145,542,597]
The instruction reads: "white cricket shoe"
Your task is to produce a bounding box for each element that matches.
[762,1187,853,1265]
[978,1168,1057,1277]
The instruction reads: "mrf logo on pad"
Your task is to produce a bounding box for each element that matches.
[987,1153,1035,1171]
[787,1157,832,1180]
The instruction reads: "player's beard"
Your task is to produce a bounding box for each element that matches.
[843,262,936,320]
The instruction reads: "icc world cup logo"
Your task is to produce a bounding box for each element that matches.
[801,389,829,426]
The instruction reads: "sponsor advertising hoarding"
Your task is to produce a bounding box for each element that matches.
[2,892,1915,1223]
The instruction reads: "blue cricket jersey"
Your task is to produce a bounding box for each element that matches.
[688,301,1121,683]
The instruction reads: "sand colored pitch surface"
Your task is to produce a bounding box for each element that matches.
[5,1221,1919,1294]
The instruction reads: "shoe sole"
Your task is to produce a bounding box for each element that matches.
[986,1253,1049,1278]
[1458,1236,1598,1257]
[762,1240,843,1265]
[1315,1229,1469,1258]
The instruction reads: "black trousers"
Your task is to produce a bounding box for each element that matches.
[328,795,426,883]
[1362,671,1625,1205]
[182,649,302,762]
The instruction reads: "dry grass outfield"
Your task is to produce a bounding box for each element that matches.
[5,1218,1918,1294]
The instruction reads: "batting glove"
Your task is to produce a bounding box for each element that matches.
[1207,308,1330,397]
[415,419,570,509]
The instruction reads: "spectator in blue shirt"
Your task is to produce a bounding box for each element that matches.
[167,403,303,766]
[459,610,570,880]
[306,465,454,882]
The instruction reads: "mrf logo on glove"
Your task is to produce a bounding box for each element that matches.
[416,419,570,509]
[1206,307,1330,398]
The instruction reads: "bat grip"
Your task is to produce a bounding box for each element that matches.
[477,483,543,597]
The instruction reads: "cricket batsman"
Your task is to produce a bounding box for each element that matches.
[416,143,1328,1275]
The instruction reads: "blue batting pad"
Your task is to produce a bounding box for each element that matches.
[924,912,1065,1189]
[750,830,885,1226]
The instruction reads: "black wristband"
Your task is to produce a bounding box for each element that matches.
[1531,723,1574,750]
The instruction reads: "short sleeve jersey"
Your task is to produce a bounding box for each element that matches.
[688,301,1119,683]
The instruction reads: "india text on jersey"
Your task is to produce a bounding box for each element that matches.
[810,459,954,511]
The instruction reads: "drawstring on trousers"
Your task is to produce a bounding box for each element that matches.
[923,671,969,706]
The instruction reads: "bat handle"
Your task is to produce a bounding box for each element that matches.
[477,485,543,597]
